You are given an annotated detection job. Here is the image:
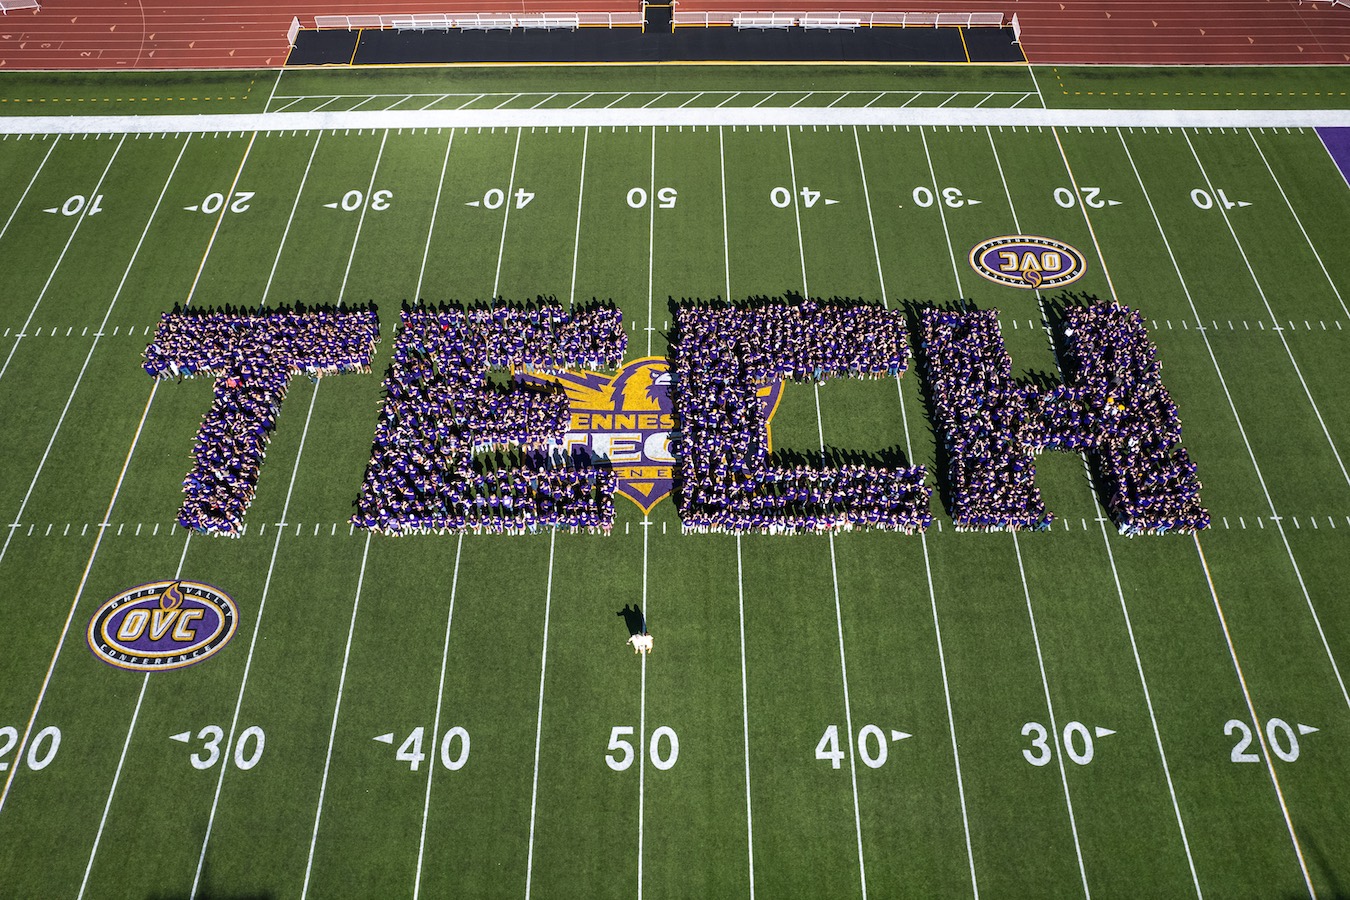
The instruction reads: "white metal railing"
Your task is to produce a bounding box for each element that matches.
[0,0,41,12]
[673,10,1007,28]
[314,11,642,30]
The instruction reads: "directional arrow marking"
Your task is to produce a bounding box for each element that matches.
[323,202,338,209]
[169,731,192,743]
[1107,200,1123,207]
[43,207,57,214]
[1297,723,1319,736]
[184,205,198,212]
[466,200,481,207]
[890,730,912,742]
[373,732,395,744]
[1094,727,1116,738]
[966,198,982,206]
[1236,200,1252,208]
[824,199,839,206]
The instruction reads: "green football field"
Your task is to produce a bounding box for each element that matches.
[1,63,1349,899]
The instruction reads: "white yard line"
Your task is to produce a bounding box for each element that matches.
[413,533,465,900]
[0,134,58,245]
[524,530,557,900]
[0,134,126,384]
[264,67,287,114]
[723,130,755,897]
[718,126,732,300]
[1247,131,1348,320]
[646,126,656,356]
[7,108,1350,137]
[190,379,323,899]
[991,125,1201,896]
[927,124,1088,896]
[337,129,389,303]
[734,536,756,899]
[638,516,650,900]
[0,135,190,570]
[1011,532,1092,899]
[301,531,373,900]
[414,130,456,301]
[491,128,523,299]
[1118,130,1335,892]
[1193,537,1317,898]
[786,124,866,897]
[77,530,193,898]
[0,131,256,818]
[568,127,589,306]
[852,124,978,898]
[260,131,324,306]
[0,383,160,816]
[1119,130,1350,713]
[1182,131,1350,490]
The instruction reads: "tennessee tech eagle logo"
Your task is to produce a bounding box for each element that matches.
[970,235,1087,289]
[525,357,783,513]
[87,580,238,672]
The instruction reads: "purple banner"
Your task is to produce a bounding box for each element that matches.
[1317,128,1350,190]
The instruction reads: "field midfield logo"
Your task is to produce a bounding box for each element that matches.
[87,580,237,672]
[970,235,1086,289]
[524,357,782,513]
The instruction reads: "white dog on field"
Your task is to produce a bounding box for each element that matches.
[626,632,654,655]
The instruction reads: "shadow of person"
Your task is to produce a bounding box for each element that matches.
[616,603,646,637]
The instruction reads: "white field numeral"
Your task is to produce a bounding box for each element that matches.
[1190,188,1250,210]
[1226,718,1315,763]
[45,194,104,217]
[1022,721,1112,766]
[174,724,265,770]
[626,187,677,209]
[188,191,254,214]
[1053,186,1121,209]
[816,724,911,769]
[0,725,61,772]
[327,189,392,212]
[471,188,533,209]
[606,725,678,772]
[376,727,471,771]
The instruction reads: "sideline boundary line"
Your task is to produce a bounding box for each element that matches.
[3,109,1350,136]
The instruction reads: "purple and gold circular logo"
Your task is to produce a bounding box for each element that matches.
[969,235,1086,290]
[87,580,237,672]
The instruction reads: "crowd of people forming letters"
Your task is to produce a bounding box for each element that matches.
[670,297,932,534]
[350,301,626,535]
[145,294,1206,538]
[918,302,1207,534]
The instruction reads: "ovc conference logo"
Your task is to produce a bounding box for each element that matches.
[969,235,1087,289]
[87,580,238,672]
[525,357,783,513]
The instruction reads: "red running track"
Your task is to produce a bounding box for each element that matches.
[1,0,1349,69]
